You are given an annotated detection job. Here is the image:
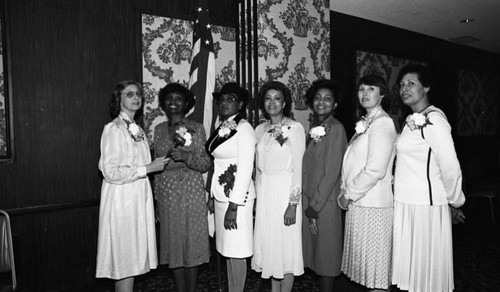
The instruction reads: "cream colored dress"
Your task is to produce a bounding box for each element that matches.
[252,120,305,279]
[96,113,157,280]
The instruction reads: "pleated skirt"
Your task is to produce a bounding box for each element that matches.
[341,205,393,289]
[392,201,455,292]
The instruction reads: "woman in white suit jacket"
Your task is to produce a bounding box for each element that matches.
[339,75,397,291]
[206,83,256,292]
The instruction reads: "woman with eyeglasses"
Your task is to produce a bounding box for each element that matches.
[206,82,256,292]
[96,80,169,292]
[153,83,211,292]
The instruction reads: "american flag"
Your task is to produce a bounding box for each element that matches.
[188,0,216,136]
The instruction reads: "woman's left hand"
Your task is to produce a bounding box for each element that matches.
[451,206,466,224]
[284,205,297,226]
[308,217,319,236]
[169,148,189,162]
[224,203,238,230]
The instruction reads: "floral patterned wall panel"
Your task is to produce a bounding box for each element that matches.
[356,50,425,131]
[457,69,500,136]
[256,0,330,131]
[142,13,236,145]
[0,20,6,156]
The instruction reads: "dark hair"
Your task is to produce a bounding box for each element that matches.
[357,74,388,96]
[158,83,195,114]
[109,80,143,119]
[304,79,341,109]
[356,74,391,116]
[397,63,433,88]
[259,81,293,119]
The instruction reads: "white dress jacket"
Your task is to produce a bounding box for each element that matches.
[394,106,465,207]
[209,117,256,205]
[342,110,397,208]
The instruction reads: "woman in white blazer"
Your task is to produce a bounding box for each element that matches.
[206,83,256,292]
[339,74,397,291]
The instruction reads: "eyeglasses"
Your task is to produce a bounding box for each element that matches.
[123,91,142,98]
[216,94,239,105]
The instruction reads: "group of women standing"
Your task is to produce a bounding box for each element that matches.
[95,63,465,292]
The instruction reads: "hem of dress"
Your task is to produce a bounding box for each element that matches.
[96,266,157,280]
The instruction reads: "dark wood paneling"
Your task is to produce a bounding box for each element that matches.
[0,0,236,290]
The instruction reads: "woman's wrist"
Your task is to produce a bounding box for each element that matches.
[228,202,238,211]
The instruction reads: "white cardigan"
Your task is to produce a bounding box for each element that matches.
[342,110,397,208]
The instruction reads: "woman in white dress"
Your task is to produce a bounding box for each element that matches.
[392,64,466,292]
[96,80,169,292]
[339,74,397,291]
[251,81,305,292]
[206,82,256,292]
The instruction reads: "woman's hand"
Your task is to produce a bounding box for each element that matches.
[284,205,297,226]
[451,206,466,224]
[146,156,170,174]
[308,217,319,236]
[169,148,189,162]
[207,197,214,214]
[224,202,238,230]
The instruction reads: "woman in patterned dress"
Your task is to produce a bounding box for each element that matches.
[251,81,305,292]
[339,74,397,291]
[96,80,168,292]
[302,79,347,292]
[206,83,256,292]
[153,83,211,292]
[392,64,466,292]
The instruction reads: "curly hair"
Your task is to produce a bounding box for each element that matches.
[158,83,196,115]
[258,81,293,119]
[304,79,341,110]
[109,80,143,119]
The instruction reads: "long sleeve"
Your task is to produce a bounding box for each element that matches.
[346,117,396,201]
[423,111,465,207]
[289,123,306,204]
[309,122,347,212]
[185,123,211,173]
[99,123,147,185]
[230,122,256,205]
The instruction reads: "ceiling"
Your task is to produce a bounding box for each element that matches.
[332,0,500,55]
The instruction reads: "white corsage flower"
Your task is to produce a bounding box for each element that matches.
[218,120,237,138]
[355,120,369,135]
[406,113,432,131]
[309,125,327,143]
[126,122,145,142]
[175,126,192,146]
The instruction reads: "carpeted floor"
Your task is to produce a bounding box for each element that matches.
[84,199,500,292]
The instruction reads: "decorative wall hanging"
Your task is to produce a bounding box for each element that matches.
[0,2,13,163]
[457,69,500,136]
[239,0,330,131]
[141,13,236,145]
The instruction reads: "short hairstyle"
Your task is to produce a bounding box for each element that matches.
[158,83,195,114]
[397,63,433,88]
[304,79,341,109]
[259,81,293,119]
[357,74,388,97]
[356,74,391,117]
[109,80,143,119]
